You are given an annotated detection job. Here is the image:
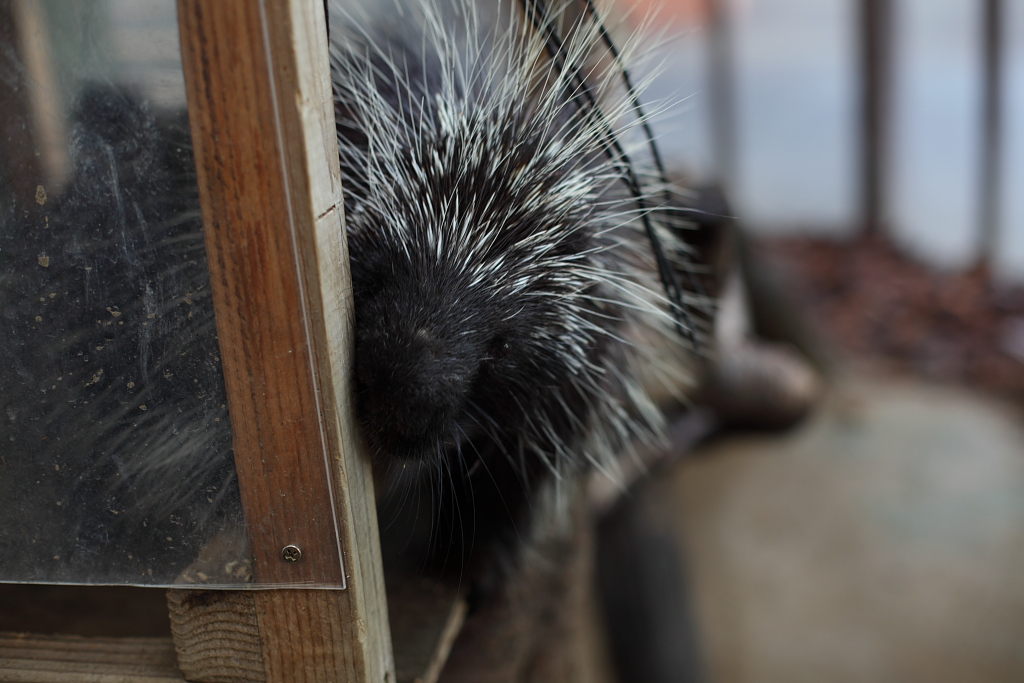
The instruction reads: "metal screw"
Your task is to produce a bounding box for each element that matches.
[282,544,302,563]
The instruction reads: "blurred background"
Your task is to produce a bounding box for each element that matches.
[602,1,1024,682]
[632,0,1024,280]
[617,0,1024,401]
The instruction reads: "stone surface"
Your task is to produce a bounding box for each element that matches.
[656,377,1024,683]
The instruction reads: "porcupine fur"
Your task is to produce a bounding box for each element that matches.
[329,0,706,575]
[0,0,708,584]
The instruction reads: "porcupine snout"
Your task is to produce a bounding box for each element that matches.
[352,280,485,462]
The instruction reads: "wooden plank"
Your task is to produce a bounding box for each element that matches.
[386,576,467,683]
[0,633,184,682]
[175,0,393,681]
[166,590,265,683]
[0,0,69,204]
[167,576,465,683]
[177,0,341,591]
[0,585,171,639]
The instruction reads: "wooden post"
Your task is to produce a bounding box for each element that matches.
[978,0,1004,269]
[172,0,394,681]
[706,0,736,192]
[859,0,892,237]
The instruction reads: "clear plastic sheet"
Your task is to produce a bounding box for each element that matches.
[0,0,251,586]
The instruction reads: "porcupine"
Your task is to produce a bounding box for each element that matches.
[0,0,710,584]
[329,0,709,576]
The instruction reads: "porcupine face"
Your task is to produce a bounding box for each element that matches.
[345,113,605,466]
[332,6,635,476]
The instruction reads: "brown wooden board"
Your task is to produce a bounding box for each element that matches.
[166,576,465,683]
[0,575,464,683]
[0,633,184,682]
[177,0,342,591]
[175,0,393,680]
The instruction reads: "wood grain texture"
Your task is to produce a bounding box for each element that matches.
[0,633,184,682]
[0,585,172,638]
[167,575,464,683]
[175,0,393,680]
[166,590,265,683]
[177,0,342,591]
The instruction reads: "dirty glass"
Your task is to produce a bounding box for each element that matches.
[0,0,251,586]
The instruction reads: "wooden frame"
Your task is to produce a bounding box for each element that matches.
[169,0,392,679]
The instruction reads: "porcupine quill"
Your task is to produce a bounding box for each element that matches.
[519,0,706,348]
[330,0,710,574]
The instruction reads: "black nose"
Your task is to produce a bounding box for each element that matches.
[354,322,478,460]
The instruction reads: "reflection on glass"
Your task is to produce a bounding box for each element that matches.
[0,0,249,586]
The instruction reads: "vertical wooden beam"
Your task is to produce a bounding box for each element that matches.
[174,0,394,681]
[978,0,1004,269]
[859,0,892,237]
[706,0,736,191]
[178,0,340,592]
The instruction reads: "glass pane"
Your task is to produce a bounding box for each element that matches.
[0,0,251,586]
